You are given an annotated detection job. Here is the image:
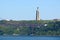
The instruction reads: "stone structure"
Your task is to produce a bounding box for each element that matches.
[36,7,40,21]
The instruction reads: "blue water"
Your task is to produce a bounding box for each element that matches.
[0,36,60,40]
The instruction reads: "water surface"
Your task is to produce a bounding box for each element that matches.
[0,36,60,40]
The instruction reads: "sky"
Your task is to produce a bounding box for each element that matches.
[0,0,60,20]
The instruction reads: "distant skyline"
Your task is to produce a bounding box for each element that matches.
[0,0,60,20]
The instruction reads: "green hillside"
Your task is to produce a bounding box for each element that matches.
[0,20,60,36]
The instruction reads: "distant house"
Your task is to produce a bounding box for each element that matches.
[44,24,48,26]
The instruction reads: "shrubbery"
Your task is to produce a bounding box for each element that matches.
[0,20,60,36]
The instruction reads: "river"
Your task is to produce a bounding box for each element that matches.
[0,36,60,40]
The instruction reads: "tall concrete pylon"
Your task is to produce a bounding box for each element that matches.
[36,7,40,21]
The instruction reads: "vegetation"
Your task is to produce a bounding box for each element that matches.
[0,20,60,36]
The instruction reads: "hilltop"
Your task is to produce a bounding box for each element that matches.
[0,20,60,36]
